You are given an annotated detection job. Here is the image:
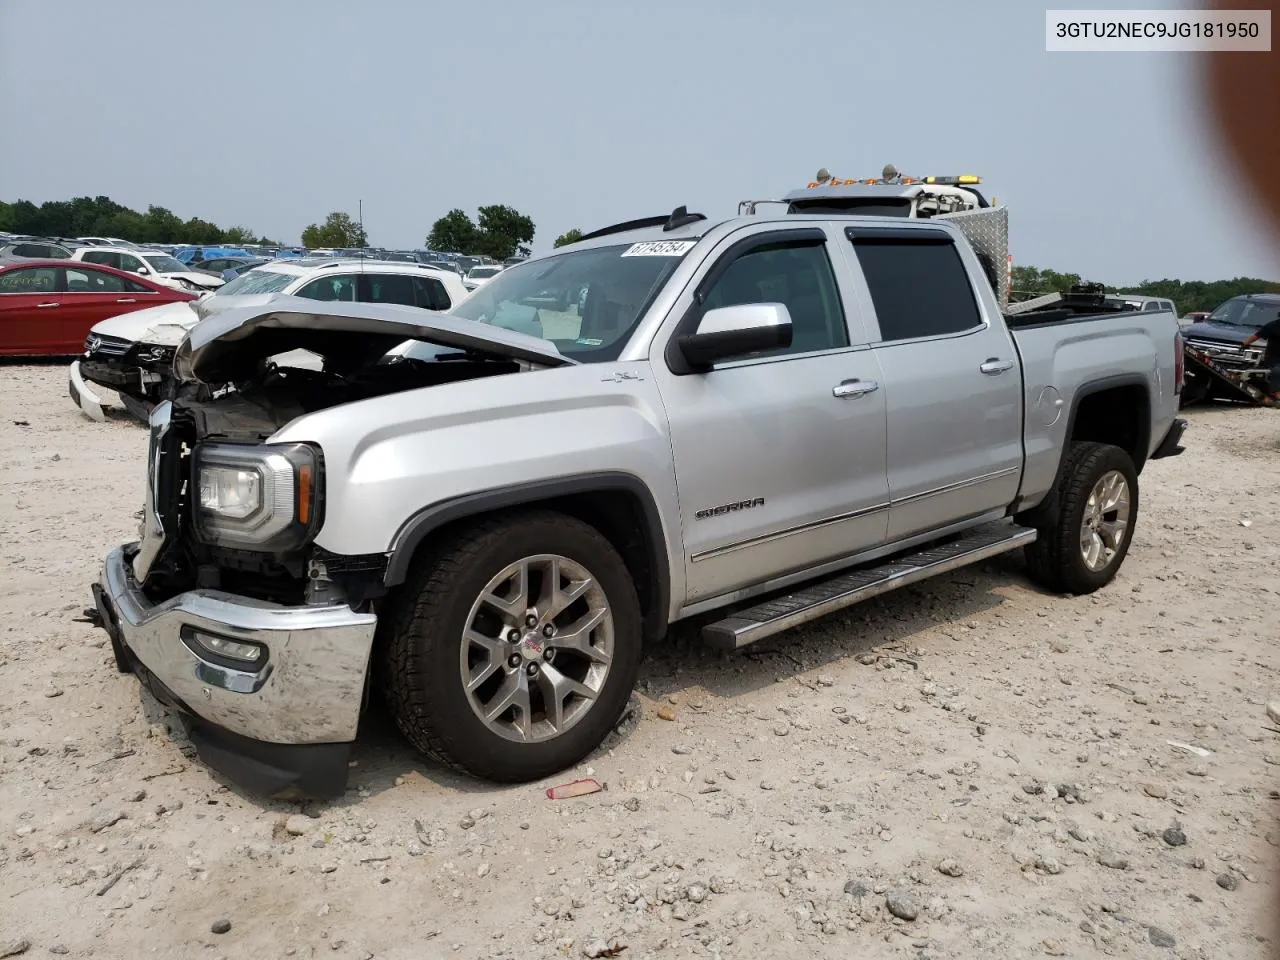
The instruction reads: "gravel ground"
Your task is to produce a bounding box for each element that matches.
[1,364,1278,960]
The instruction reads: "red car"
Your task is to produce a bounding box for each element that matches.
[0,258,198,356]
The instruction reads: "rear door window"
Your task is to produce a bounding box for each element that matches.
[0,267,59,293]
[358,273,417,306]
[847,230,983,341]
[65,267,129,292]
[295,274,356,301]
[81,250,120,269]
[412,275,452,310]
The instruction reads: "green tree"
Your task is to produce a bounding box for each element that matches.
[7,200,39,234]
[554,228,584,248]
[474,204,535,260]
[1012,263,1280,314]
[0,194,279,245]
[183,217,224,244]
[426,208,479,253]
[426,205,535,258]
[141,206,184,243]
[302,211,368,248]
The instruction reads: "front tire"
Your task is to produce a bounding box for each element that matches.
[1024,441,1139,595]
[381,511,642,782]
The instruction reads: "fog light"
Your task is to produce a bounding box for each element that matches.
[181,626,266,667]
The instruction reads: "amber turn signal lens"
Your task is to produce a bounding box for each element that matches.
[297,464,312,525]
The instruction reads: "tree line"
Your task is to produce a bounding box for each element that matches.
[0,196,277,246]
[1011,265,1279,315]
[0,195,543,260]
[7,197,1273,307]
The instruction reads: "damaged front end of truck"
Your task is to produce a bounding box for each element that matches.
[89,295,571,798]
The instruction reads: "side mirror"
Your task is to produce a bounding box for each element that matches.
[135,267,149,275]
[677,302,792,370]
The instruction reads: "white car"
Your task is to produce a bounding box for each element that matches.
[71,247,224,295]
[463,264,504,291]
[75,236,142,249]
[69,259,480,421]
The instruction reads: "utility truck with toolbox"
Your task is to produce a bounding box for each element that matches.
[90,185,1187,799]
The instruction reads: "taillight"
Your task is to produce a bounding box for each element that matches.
[1174,330,1185,394]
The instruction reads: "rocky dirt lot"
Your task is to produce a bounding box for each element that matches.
[1,364,1278,960]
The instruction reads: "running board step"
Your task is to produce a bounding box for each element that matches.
[701,523,1037,650]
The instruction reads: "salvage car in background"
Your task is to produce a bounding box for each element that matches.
[0,240,77,259]
[0,259,196,357]
[463,264,504,291]
[191,256,270,280]
[71,247,224,295]
[1179,292,1280,406]
[69,259,474,422]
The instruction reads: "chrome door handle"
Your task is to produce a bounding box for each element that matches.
[833,379,879,398]
[979,358,1014,375]
[116,298,137,303]
[36,302,60,308]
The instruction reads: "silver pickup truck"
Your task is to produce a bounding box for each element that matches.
[90,206,1187,799]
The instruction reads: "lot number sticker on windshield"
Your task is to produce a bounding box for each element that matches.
[621,240,696,257]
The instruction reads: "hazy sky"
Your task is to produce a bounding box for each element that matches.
[2,1,1275,283]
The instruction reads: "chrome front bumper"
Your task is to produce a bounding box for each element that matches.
[98,545,377,746]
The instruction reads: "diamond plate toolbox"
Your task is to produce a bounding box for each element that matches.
[937,206,1009,307]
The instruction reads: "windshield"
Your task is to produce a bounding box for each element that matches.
[469,266,501,279]
[215,268,296,296]
[449,243,685,361]
[1208,297,1279,327]
[144,255,189,273]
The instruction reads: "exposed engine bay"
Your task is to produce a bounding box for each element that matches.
[177,349,522,442]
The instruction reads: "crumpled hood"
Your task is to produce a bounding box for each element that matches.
[173,294,574,383]
[163,271,224,288]
[1181,320,1255,344]
[89,300,200,346]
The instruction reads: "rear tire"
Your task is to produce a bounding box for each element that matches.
[1023,441,1139,595]
[381,511,643,782]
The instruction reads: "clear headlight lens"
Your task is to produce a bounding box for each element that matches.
[199,465,262,519]
[193,443,321,549]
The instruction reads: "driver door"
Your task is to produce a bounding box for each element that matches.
[650,225,890,607]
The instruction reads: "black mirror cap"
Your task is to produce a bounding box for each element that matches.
[677,322,792,371]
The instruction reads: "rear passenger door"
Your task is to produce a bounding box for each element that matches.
[842,225,1023,542]
[652,225,890,606]
[0,266,63,354]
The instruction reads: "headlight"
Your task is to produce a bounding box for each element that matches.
[193,442,322,550]
[134,344,174,365]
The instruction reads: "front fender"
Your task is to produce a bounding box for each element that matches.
[269,362,684,617]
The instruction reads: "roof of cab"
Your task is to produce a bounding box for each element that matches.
[539,204,974,261]
[556,216,725,255]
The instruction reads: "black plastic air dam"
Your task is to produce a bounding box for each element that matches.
[183,723,351,801]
